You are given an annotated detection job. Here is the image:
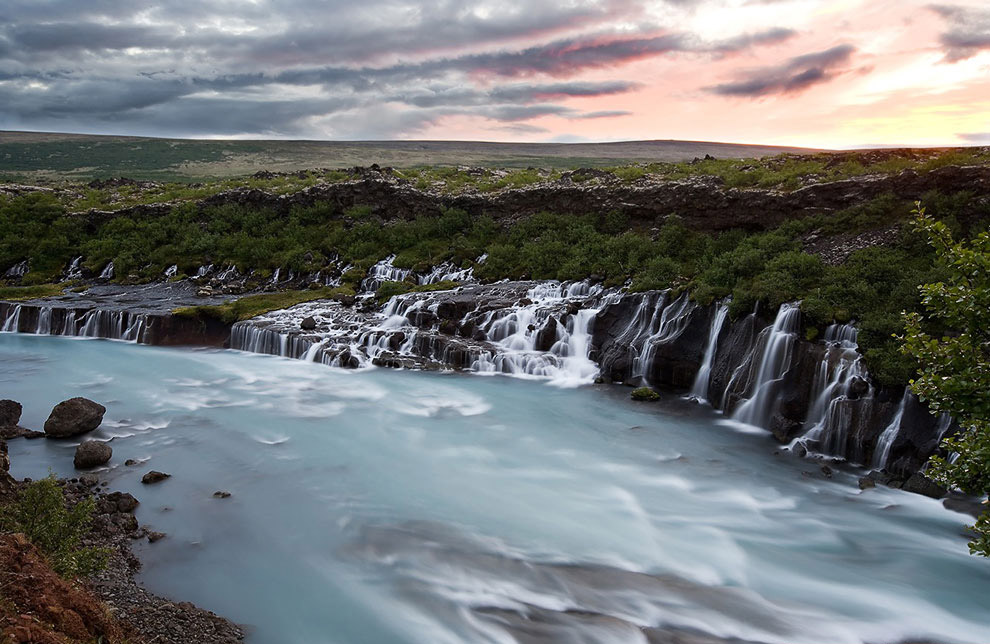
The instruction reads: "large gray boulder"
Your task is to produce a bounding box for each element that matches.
[44,397,106,438]
[74,440,112,469]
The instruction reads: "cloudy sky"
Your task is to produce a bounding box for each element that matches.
[1,0,988,147]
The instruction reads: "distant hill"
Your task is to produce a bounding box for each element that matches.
[0,130,820,182]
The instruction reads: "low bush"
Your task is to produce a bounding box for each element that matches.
[0,474,109,578]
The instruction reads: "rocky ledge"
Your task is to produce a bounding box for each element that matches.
[77,163,990,233]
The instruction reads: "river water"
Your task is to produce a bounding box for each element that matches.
[1,333,988,644]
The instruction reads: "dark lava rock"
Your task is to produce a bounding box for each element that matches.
[213,491,232,499]
[300,316,317,330]
[858,476,876,490]
[44,397,106,438]
[820,465,834,479]
[141,471,171,484]
[847,376,870,400]
[0,399,21,426]
[101,491,140,514]
[74,440,112,469]
[124,458,140,466]
[0,425,44,440]
[147,530,167,543]
[770,414,803,444]
[902,472,947,499]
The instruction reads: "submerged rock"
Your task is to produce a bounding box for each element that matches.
[141,471,171,484]
[74,440,112,469]
[213,490,232,499]
[44,397,106,438]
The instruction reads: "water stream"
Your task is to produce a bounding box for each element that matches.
[1,333,988,644]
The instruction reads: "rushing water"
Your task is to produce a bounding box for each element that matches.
[1,333,989,644]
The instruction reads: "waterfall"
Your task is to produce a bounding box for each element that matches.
[731,303,802,427]
[872,389,910,470]
[794,323,870,458]
[0,303,149,343]
[65,256,84,280]
[216,265,239,281]
[690,301,730,402]
[197,264,214,277]
[99,261,115,280]
[3,260,29,279]
[1,305,22,332]
[361,255,412,293]
[418,263,475,285]
[164,264,179,278]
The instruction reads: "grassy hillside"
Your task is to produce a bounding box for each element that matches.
[0,130,817,182]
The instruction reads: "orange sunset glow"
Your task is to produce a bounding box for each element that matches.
[1,0,989,147]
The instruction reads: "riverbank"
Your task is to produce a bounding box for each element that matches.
[0,433,243,643]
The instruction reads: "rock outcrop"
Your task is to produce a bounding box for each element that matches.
[77,164,990,234]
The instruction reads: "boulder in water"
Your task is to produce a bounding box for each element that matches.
[141,470,171,484]
[74,440,112,469]
[44,398,106,438]
[300,316,317,330]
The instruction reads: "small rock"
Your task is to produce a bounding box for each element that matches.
[196,286,213,297]
[300,316,317,330]
[124,458,140,466]
[74,440,112,469]
[213,490,231,499]
[858,476,876,490]
[820,465,833,479]
[147,531,167,543]
[630,387,660,402]
[44,397,106,438]
[79,474,100,487]
[142,470,171,484]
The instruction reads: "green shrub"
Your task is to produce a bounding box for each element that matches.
[0,474,109,578]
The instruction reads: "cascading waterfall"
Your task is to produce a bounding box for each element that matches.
[1,305,21,332]
[689,301,729,402]
[361,255,411,292]
[793,323,871,458]
[731,303,801,427]
[164,264,179,278]
[872,389,910,469]
[196,264,214,277]
[65,256,84,280]
[0,303,148,343]
[418,263,475,285]
[99,261,115,280]
[632,292,695,383]
[228,280,607,386]
[3,260,29,279]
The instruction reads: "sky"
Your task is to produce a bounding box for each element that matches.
[0,0,988,148]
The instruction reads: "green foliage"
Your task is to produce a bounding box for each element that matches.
[0,283,66,301]
[0,474,109,578]
[173,289,335,323]
[631,387,661,401]
[901,202,990,556]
